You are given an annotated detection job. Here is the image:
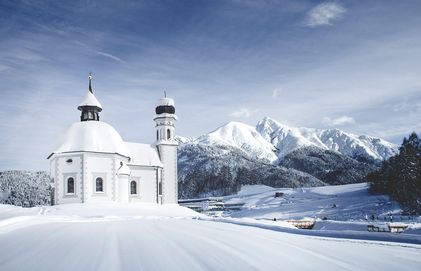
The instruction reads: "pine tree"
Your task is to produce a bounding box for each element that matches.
[369,132,421,214]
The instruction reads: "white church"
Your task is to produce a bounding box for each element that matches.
[47,74,178,205]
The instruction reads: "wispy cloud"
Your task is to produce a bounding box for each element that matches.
[229,108,258,118]
[322,116,355,126]
[95,51,127,64]
[272,89,281,99]
[305,2,346,27]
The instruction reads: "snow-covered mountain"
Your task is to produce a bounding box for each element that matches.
[182,117,397,163]
[194,121,278,162]
[176,117,398,198]
[256,117,398,161]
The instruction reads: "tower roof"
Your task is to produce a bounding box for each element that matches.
[77,91,103,111]
[77,73,102,113]
[156,97,175,107]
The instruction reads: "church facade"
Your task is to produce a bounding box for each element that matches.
[47,75,178,205]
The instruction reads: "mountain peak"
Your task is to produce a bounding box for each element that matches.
[189,116,398,162]
[195,120,278,162]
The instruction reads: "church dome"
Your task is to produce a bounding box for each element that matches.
[51,121,130,158]
[155,97,175,115]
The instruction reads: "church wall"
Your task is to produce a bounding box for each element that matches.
[54,154,83,204]
[83,154,116,203]
[128,166,159,203]
[159,145,178,204]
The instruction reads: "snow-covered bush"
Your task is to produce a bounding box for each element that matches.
[0,171,51,207]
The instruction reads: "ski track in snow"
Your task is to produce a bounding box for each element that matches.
[0,217,421,271]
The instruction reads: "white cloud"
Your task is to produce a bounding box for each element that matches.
[272,89,281,98]
[229,108,258,118]
[305,2,346,27]
[322,115,355,126]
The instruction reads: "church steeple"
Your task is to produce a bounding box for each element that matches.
[77,73,103,122]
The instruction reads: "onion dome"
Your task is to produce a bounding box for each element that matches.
[155,94,175,115]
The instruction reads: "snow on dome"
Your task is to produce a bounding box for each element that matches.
[156,97,175,107]
[51,121,130,157]
[78,91,102,110]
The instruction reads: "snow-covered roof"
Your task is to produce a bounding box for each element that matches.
[156,97,174,107]
[78,91,102,110]
[125,142,163,167]
[50,121,130,158]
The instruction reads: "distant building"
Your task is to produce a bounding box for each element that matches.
[47,74,178,204]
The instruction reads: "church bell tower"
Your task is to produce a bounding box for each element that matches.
[154,93,178,204]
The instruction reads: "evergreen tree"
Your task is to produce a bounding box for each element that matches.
[369,132,421,213]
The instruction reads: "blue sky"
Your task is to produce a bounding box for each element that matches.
[1,0,421,170]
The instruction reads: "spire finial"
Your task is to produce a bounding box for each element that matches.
[164,90,167,98]
[88,72,93,93]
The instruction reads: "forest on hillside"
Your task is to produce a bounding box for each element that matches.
[368,132,421,214]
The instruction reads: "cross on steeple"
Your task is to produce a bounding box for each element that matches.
[89,72,93,93]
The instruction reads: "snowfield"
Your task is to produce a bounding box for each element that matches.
[0,203,421,271]
[225,183,406,221]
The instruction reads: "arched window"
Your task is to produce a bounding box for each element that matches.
[67,177,75,194]
[130,181,137,195]
[167,129,171,140]
[96,177,104,192]
[156,130,159,140]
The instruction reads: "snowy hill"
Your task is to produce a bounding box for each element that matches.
[224,183,402,221]
[221,183,421,235]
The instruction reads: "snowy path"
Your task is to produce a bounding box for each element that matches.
[0,218,420,271]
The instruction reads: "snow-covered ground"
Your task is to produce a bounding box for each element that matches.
[226,183,406,221]
[0,203,420,271]
[222,183,421,236]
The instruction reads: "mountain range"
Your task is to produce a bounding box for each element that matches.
[177,117,398,198]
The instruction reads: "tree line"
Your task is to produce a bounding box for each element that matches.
[368,132,421,214]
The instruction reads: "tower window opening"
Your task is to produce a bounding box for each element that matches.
[156,130,159,140]
[167,129,171,140]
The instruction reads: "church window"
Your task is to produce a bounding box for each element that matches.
[130,181,137,195]
[167,129,171,139]
[96,177,104,192]
[158,182,162,195]
[66,159,73,164]
[67,177,75,194]
[156,130,159,140]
